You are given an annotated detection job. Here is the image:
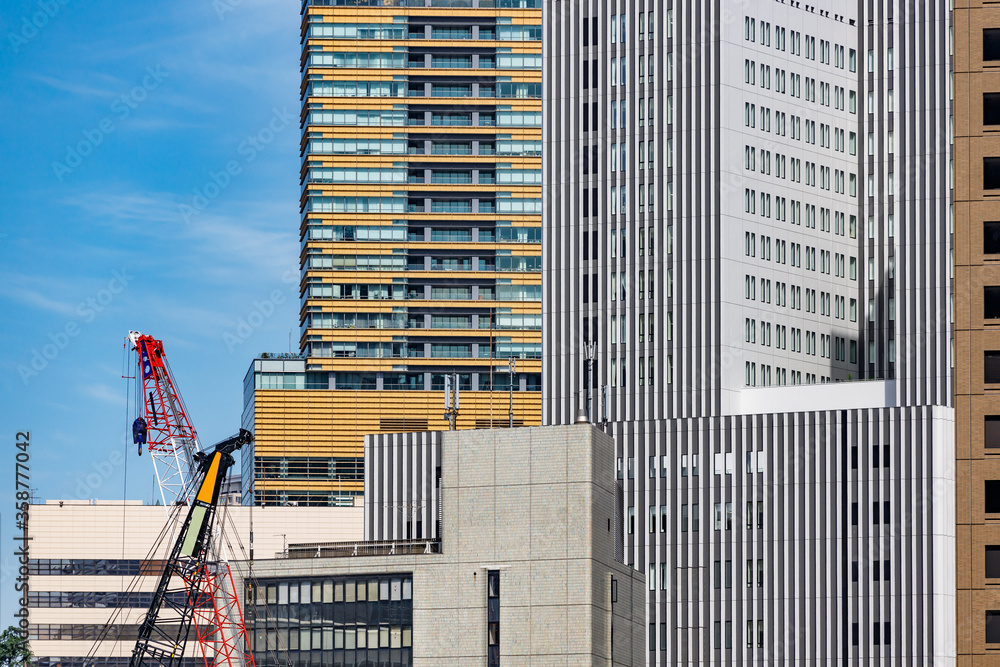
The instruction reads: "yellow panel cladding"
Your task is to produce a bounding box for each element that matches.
[195,451,223,504]
[249,389,541,494]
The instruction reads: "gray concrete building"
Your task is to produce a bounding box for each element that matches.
[543,0,955,664]
[237,424,645,666]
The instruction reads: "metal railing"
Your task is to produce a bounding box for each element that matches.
[281,539,442,559]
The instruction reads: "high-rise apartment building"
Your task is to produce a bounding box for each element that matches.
[545,0,955,663]
[955,4,1000,661]
[241,0,544,506]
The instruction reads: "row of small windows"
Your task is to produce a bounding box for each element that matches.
[607,313,669,345]
[743,60,848,111]
[625,449,770,481]
[745,233,854,273]
[305,80,541,99]
[605,139,669,173]
[305,224,541,243]
[306,21,540,42]
[744,276,855,323]
[744,362,821,387]
[609,97,662,130]
[305,108,541,129]
[628,499,763,536]
[304,50,541,71]
[742,164,855,197]
[744,17,856,71]
[607,53,670,87]
[745,141,855,179]
[305,283,540,303]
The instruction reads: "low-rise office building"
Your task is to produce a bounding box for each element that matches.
[235,424,646,666]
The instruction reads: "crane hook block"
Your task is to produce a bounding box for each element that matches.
[132,417,147,456]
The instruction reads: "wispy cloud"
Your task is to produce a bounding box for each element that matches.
[29,73,125,100]
[80,382,126,407]
[0,283,79,317]
[61,190,295,278]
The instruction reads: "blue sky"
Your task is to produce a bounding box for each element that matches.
[0,0,301,622]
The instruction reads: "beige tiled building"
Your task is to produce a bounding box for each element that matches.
[28,500,362,666]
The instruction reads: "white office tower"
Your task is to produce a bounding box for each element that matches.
[543,0,955,664]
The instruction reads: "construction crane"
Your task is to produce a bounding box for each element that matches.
[128,331,200,506]
[124,332,257,667]
[129,430,256,667]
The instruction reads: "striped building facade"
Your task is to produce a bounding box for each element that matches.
[543,0,955,664]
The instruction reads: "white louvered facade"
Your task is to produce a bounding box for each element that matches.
[543,0,955,664]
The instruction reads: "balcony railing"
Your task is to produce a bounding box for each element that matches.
[282,539,442,559]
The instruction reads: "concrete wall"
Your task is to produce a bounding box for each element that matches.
[246,424,646,666]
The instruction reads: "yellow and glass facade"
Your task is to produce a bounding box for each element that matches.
[243,0,542,506]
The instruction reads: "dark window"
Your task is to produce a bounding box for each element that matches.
[593,60,598,87]
[873,622,880,645]
[987,287,1000,319]
[988,547,1000,578]
[851,561,858,582]
[592,145,598,173]
[592,18,598,47]
[987,352,1000,383]
[986,94,1000,125]
[583,61,589,88]
[852,622,859,646]
[583,103,589,131]
[582,188,589,217]
[988,481,1000,513]
[987,222,1000,254]
[986,158,1000,190]
[872,444,879,467]
[582,276,589,302]
[988,611,1000,643]
[583,146,589,174]
[873,560,880,580]
[582,17,589,46]
[582,231,589,259]
[884,560,890,581]
[592,230,598,260]
[851,445,858,469]
[487,569,499,666]
[987,416,1000,448]
[851,502,858,525]
[872,501,880,524]
[883,444,890,467]
[986,29,1000,61]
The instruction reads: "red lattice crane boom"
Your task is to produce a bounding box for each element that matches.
[125,332,256,667]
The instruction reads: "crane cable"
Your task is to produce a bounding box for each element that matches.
[217,497,287,665]
[82,503,186,662]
